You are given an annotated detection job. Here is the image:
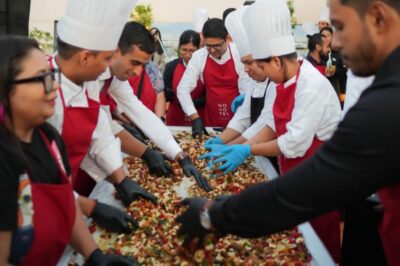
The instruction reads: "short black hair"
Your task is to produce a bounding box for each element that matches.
[202,18,228,39]
[57,38,83,60]
[57,38,100,60]
[222,8,236,22]
[119,21,155,55]
[307,33,324,52]
[320,26,333,35]
[256,52,298,63]
[243,1,255,6]
[179,30,201,49]
[340,0,400,14]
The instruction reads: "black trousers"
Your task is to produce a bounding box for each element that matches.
[341,200,387,266]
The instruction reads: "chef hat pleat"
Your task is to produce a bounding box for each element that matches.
[225,6,251,58]
[243,0,296,59]
[57,0,137,51]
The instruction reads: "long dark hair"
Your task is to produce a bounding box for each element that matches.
[150,27,164,55]
[0,35,41,171]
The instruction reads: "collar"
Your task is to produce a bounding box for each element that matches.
[209,44,231,62]
[52,54,87,104]
[372,46,400,84]
[306,53,324,66]
[99,67,113,81]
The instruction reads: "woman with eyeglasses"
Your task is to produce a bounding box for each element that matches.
[177,18,253,137]
[0,36,136,266]
[164,30,205,126]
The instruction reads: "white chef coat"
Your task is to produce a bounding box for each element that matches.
[47,57,123,182]
[177,43,254,117]
[90,68,183,159]
[342,70,375,118]
[227,80,277,140]
[261,60,341,159]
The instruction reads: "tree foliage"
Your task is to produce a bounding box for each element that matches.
[130,4,153,29]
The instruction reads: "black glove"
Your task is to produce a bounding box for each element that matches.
[192,117,208,138]
[90,201,138,234]
[122,124,148,144]
[165,87,175,102]
[179,156,212,192]
[175,198,213,247]
[114,177,157,207]
[87,248,139,266]
[141,147,173,177]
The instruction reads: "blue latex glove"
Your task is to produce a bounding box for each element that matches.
[199,144,226,160]
[231,94,245,113]
[204,136,224,146]
[213,144,251,174]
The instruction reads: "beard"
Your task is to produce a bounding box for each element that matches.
[320,51,329,62]
[342,29,377,77]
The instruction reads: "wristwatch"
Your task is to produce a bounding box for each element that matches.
[200,200,214,230]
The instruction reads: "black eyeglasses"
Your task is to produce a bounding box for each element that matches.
[205,40,226,51]
[10,69,60,94]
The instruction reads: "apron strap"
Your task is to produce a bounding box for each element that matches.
[136,69,146,100]
[37,128,70,183]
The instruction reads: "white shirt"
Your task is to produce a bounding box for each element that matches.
[242,82,277,140]
[47,57,123,182]
[93,68,182,159]
[342,70,375,118]
[227,79,277,140]
[262,60,341,159]
[177,43,254,116]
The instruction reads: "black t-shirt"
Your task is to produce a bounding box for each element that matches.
[0,123,70,231]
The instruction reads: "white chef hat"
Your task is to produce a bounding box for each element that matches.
[193,8,208,33]
[319,6,330,24]
[57,0,137,51]
[225,6,251,58]
[243,0,295,60]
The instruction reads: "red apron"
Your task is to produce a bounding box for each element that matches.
[202,48,239,127]
[20,129,75,266]
[314,65,327,76]
[59,89,99,196]
[378,183,400,266]
[99,77,117,114]
[49,57,99,196]
[166,60,205,126]
[129,70,157,112]
[273,65,341,262]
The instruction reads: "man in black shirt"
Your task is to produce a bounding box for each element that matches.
[176,0,400,265]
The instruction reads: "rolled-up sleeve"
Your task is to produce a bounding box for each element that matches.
[80,108,123,181]
[109,80,182,159]
[227,93,252,133]
[177,50,206,117]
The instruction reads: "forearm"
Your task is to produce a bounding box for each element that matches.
[117,130,146,157]
[218,128,241,144]
[0,231,11,265]
[106,168,126,184]
[245,126,276,145]
[250,139,282,157]
[228,135,247,145]
[154,92,166,118]
[77,196,96,217]
[69,201,97,258]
